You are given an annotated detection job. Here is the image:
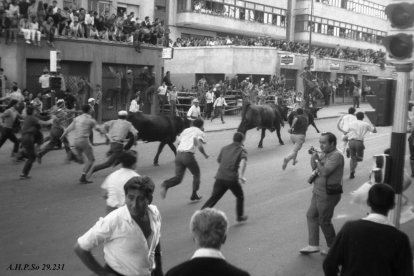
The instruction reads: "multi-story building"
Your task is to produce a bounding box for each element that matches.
[165,0,400,95]
[0,0,166,120]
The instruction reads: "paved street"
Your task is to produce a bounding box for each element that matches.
[1,104,413,276]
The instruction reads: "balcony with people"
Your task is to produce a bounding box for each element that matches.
[0,0,167,51]
[170,35,386,68]
[173,0,288,39]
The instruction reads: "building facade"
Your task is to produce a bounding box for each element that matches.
[164,0,401,96]
[0,0,167,120]
[167,0,390,50]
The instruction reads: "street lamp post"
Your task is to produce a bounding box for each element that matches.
[307,0,314,69]
[304,0,314,108]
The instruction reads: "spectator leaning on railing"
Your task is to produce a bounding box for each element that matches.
[1,1,167,50]
[172,35,386,66]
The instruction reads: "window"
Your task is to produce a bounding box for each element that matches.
[97,1,111,16]
[236,0,244,7]
[177,0,186,12]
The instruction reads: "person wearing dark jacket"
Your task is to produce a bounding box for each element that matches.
[165,208,250,276]
[323,183,413,276]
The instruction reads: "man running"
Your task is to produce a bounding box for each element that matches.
[336,107,356,155]
[0,100,22,157]
[202,132,248,222]
[346,111,377,179]
[19,105,50,179]
[160,118,209,201]
[283,108,309,170]
[37,99,73,163]
[61,104,101,184]
[91,110,138,175]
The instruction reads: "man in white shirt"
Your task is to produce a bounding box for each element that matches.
[346,111,376,179]
[211,93,227,124]
[336,107,357,154]
[91,110,138,175]
[75,176,163,276]
[101,150,140,214]
[187,98,201,120]
[39,68,50,95]
[157,82,167,113]
[160,118,209,201]
[204,89,214,119]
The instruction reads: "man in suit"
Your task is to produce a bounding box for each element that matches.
[323,183,413,276]
[165,208,250,276]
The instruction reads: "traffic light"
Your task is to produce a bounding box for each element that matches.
[382,1,414,64]
[371,154,391,184]
[365,79,396,126]
[50,50,61,72]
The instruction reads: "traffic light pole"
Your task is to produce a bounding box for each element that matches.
[390,63,413,228]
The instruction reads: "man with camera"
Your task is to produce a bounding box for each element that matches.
[300,132,344,255]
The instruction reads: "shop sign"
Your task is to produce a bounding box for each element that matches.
[280,54,295,65]
[330,63,340,70]
[344,65,360,71]
[162,48,174,59]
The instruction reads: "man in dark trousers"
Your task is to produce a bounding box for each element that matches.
[202,132,248,222]
[37,99,72,163]
[160,118,209,201]
[91,110,138,175]
[0,100,22,157]
[165,208,250,276]
[283,108,309,170]
[323,184,413,276]
[18,105,49,179]
[299,132,344,255]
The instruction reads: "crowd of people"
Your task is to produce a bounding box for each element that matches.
[1,66,414,275]
[172,36,386,66]
[0,0,166,50]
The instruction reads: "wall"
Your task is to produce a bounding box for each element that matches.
[295,1,388,31]
[0,38,163,118]
[165,46,279,88]
[164,46,395,90]
[175,12,287,40]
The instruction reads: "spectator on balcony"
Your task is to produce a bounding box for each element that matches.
[43,16,55,47]
[77,8,86,37]
[19,0,30,23]
[88,24,99,40]
[37,0,46,25]
[28,15,41,46]
[20,17,31,44]
[95,15,105,37]
[5,0,20,44]
[69,15,83,38]
[84,10,94,38]
[27,0,37,19]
